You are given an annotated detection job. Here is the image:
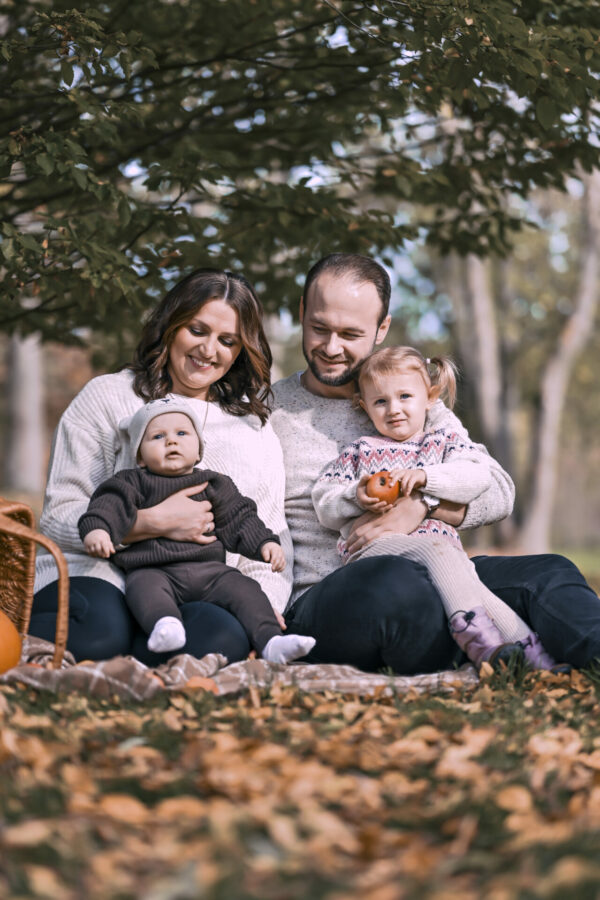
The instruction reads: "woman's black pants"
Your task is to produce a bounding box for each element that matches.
[30,576,251,666]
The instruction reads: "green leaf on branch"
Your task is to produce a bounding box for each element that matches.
[0,0,598,346]
[36,153,55,175]
[536,97,560,130]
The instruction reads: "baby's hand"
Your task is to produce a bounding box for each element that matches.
[261,542,285,572]
[390,467,427,496]
[83,529,115,558]
[356,474,395,514]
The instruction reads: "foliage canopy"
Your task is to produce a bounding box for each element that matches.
[1,0,600,343]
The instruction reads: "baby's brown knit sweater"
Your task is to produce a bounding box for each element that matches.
[78,468,279,572]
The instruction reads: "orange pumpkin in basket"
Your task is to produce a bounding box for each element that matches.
[0,609,22,673]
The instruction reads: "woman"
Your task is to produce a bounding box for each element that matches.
[31,268,293,665]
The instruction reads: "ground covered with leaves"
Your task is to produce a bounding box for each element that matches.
[2,667,600,900]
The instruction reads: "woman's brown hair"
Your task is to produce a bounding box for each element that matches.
[130,268,273,425]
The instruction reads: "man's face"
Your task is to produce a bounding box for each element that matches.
[300,272,391,396]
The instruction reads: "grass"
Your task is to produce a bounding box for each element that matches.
[2,667,600,899]
[556,547,600,594]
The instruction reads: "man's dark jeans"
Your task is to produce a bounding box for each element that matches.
[285,553,600,673]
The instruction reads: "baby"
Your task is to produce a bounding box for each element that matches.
[79,397,315,664]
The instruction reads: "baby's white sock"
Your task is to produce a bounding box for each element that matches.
[262,634,316,664]
[147,616,186,653]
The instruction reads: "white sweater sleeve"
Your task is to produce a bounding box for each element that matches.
[312,477,363,532]
[311,448,363,532]
[425,401,515,528]
[40,376,136,553]
[423,456,490,503]
[422,434,492,504]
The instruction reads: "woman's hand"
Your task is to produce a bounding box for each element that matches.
[345,493,427,557]
[83,529,115,558]
[261,541,286,572]
[125,484,217,544]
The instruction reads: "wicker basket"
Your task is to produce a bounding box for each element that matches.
[0,497,69,668]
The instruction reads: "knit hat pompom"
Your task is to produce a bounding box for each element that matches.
[119,397,205,463]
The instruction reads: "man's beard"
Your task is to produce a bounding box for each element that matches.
[303,342,369,388]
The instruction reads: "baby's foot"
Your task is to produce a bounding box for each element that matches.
[147,616,186,653]
[262,634,316,664]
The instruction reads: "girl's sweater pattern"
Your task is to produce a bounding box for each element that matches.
[314,429,494,558]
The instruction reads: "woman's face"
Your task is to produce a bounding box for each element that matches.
[167,298,242,399]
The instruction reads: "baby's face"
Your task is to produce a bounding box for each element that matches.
[138,412,200,476]
[360,369,432,442]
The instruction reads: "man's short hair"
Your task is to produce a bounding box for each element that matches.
[303,253,391,326]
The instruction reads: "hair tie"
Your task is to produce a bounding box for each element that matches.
[426,358,431,365]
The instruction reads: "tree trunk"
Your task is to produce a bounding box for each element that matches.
[519,169,600,552]
[441,253,517,544]
[3,333,45,495]
[464,254,504,448]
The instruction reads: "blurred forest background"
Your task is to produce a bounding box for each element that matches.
[1,0,599,579]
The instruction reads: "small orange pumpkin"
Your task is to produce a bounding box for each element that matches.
[366,471,400,504]
[0,609,22,673]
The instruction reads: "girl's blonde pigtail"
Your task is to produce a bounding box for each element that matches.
[428,356,458,409]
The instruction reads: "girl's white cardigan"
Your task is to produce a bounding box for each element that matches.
[35,370,293,616]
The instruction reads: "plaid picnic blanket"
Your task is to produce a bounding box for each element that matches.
[0,637,478,701]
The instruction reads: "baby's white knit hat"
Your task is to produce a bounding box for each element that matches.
[120,396,205,462]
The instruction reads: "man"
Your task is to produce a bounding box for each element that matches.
[271,252,600,672]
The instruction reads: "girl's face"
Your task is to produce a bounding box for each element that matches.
[167,298,242,399]
[360,369,434,442]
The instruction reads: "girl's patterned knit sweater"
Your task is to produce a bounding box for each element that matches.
[312,429,494,559]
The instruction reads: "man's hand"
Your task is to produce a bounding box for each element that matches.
[431,500,467,527]
[389,467,427,496]
[125,484,217,544]
[261,541,286,572]
[345,493,427,557]
[83,529,115,558]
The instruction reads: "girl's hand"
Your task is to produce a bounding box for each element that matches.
[261,542,285,572]
[83,529,115,558]
[390,467,427,497]
[356,474,395,514]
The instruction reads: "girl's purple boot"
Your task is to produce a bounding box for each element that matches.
[449,607,525,670]
[517,633,572,674]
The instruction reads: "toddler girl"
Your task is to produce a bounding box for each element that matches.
[312,346,561,671]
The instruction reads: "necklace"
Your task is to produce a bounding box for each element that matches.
[199,398,210,431]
